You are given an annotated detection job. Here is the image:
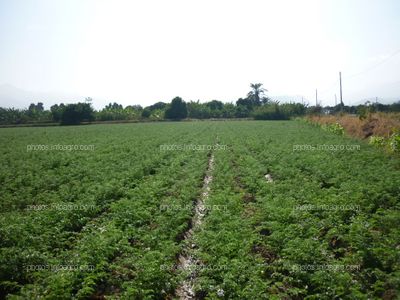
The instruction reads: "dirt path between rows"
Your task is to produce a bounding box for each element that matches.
[175,152,215,299]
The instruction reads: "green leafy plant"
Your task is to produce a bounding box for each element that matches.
[369,130,400,153]
[369,136,386,147]
[321,122,345,135]
[388,131,400,152]
[1,121,399,299]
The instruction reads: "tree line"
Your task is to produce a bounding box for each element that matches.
[0,83,399,125]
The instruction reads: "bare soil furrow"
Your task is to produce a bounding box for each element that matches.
[175,153,215,299]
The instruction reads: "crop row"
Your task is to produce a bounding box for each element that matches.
[1,121,399,299]
[0,123,215,299]
[192,121,399,299]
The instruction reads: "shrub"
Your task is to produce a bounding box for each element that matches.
[253,104,289,120]
[388,131,400,152]
[60,103,94,125]
[141,109,151,118]
[369,136,386,147]
[165,97,187,120]
[369,131,400,153]
[322,122,344,135]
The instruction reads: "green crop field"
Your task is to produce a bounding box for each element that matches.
[0,121,399,300]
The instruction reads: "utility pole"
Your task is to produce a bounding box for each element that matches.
[315,89,318,106]
[335,94,337,106]
[339,72,343,107]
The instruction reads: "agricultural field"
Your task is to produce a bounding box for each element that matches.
[0,121,399,300]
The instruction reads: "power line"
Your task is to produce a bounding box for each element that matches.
[318,79,339,95]
[345,47,400,79]
[316,47,400,98]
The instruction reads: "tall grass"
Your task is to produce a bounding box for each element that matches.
[307,113,400,139]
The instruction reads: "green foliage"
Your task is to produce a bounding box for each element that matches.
[205,100,224,111]
[308,105,324,115]
[357,101,376,120]
[247,83,268,107]
[164,97,188,120]
[236,98,253,110]
[186,101,237,119]
[60,103,94,125]
[187,101,211,119]
[192,121,400,299]
[1,86,400,126]
[1,121,399,299]
[357,106,369,120]
[146,102,167,111]
[141,109,151,118]
[0,123,211,298]
[321,122,345,135]
[50,103,65,122]
[253,103,289,120]
[369,136,386,147]
[0,83,308,124]
[0,108,29,124]
[369,130,400,153]
[252,102,306,120]
[388,131,400,152]
[95,103,141,121]
[235,104,251,118]
[0,105,52,125]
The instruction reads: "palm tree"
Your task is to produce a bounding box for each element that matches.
[248,83,268,106]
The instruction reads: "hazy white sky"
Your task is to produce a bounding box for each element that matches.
[0,0,399,108]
